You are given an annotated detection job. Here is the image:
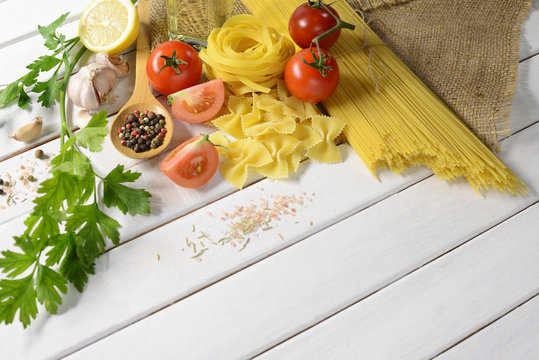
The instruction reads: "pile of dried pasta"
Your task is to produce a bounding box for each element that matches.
[199,14,295,95]
[242,0,528,195]
[209,80,346,188]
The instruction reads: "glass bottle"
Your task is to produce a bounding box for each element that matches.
[167,0,234,47]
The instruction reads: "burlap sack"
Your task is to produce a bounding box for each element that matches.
[150,0,532,150]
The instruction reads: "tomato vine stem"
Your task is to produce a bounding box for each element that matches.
[303,1,356,77]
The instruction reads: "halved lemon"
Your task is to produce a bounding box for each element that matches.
[79,0,139,54]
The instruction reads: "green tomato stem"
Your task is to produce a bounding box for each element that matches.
[304,1,356,77]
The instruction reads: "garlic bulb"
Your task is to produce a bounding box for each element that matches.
[96,53,130,78]
[10,116,43,142]
[67,63,117,110]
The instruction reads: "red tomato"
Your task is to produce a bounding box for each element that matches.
[288,3,341,49]
[284,48,340,103]
[146,41,202,95]
[159,135,219,188]
[168,78,225,123]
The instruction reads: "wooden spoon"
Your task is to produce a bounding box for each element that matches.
[109,0,173,159]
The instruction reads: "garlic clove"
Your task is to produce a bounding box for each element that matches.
[10,116,43,142]
[68,66,101,110]
[96,52,130,78]
[68,63,118,110]
[88,63,117,101]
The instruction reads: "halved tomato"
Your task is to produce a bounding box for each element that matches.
[167,78,225,123]
[159,134,219,188]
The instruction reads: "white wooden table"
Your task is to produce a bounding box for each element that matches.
[1,1,538,359]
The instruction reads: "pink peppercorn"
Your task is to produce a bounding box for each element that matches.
[126,123,132,129]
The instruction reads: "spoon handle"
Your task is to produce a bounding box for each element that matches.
[134,1,151,96]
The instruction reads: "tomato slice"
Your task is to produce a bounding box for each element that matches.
[159,135,219,188]
[167,78,225,123]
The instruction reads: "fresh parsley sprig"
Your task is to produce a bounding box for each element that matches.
[0,13,151,328]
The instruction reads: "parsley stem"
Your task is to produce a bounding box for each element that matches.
[59,45,87,146]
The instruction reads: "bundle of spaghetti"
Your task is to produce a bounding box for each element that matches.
[242,0,527,195]
[199,14,295,95]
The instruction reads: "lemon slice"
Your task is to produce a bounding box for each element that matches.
[79,0,139,54]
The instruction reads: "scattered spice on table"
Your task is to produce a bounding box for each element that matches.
[183,192,315,261]
[0,149,52,210]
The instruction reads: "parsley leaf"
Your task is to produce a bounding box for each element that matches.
[35,265,67,314]
[59,235,95,292]
[33,73,60,108]
[38,13,69,50]
[0,275,38,328]
[66,203,120,265]
[103,165,152,216]
[0,236,37,279]
[45,234,72,267]
[17,86,31,109]
[76,111,109,152]
[33,171,80,214]
[24,212,62,241]
[26,55,62,72]
[0,82,20,108]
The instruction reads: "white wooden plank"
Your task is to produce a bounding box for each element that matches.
[0,119,534,359]
[436,295,539,360]
[255,205,539,360]
[510,55,539,133]
[62,128,539,360]
[0,1,85,48]
[520,0,539,60]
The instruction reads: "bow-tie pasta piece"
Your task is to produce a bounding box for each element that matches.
[256,133,301,179]
[218,138,272,188]
[293,123,323,153]
[306,115,347,163]
[212,96,252,140]
[242,94,296,137]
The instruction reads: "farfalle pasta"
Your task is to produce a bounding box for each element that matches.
[210,81,347,188]
[209,134,272,189]
[200,15,295,95]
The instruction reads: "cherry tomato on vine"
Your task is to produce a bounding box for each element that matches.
[146,41,202,95]
[159,134,219,188]
[168,78,225,124]
[284,47,340,103]
[288,2,341,49]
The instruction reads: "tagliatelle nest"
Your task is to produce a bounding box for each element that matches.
[199,14,296,95]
